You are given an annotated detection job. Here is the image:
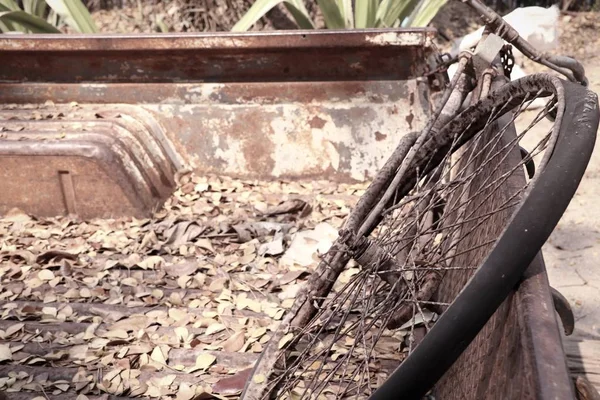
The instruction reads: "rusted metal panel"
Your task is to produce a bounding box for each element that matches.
[148,79,430,182]
[0,80,429,183]
[0,30,436,83]
[0,105,178,219]
[0,29,442,219]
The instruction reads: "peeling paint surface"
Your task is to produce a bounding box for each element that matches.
[0,29,439,183]
[365,31,429,47]
[146,79,430,182]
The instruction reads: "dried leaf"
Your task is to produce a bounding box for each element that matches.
[158,374,177,386]
[205,323,226,336]
[150,346,169,364]
[89,306,124,323]
[280,222,338,267]
[128,343,153,355]
[3,208,31,222]
[212,367,253,395]
[168,308,188,321]
[5,322,24,337]
[0,344,12,362]
[164,261,198,277]
[258,237,284,256]
[222,331,245,352]
[121,277,138,286]
[174,326,189,342]
[177,275,191,288]
[278,333,294,349]
[102,329,129,339]
[250,327,267,339]
[42,306,58,318]
[110,315,150,332]
[164,221,205,247]
[37,269,55,281]
[279,270,307,285]
[195,353,216,370]
[54,382,71,391]
[236,294,262,313]
[196,238,215,252]
[176,382,197,400]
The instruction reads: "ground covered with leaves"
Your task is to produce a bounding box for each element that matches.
[0,173,368,399]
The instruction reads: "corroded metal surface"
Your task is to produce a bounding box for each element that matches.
[0,105,179,219]
[0,29,441,220]
[0,30,436,83]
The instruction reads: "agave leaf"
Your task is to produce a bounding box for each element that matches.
[0,0,21,31]
[231,0,314,31]
[282,0,314,29]
[46,8,60,27]
[376,0,421,27]
[0,20,12,32]
[0,10,61,32]
[45,0,97,33]
[336,0,354,27]
[354,0,379,28]
[0,2,16,32]
[0,0,19,11]
[23,0,47,17]
[316,0,345,29]
[407,0,447,26]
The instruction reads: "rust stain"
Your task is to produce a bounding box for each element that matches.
[309,116,327,129]
[0,106,177,219]
[374,131,387,142]
[229,111,276,175]
[406,111,414,129]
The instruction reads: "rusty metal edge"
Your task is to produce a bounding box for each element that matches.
[515,252,576,399]
[0,140,152,214]
[0,28,437,52]
[0,81,426,104]
[2,126,171,201]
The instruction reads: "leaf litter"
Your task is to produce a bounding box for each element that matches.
[0,172,367,399]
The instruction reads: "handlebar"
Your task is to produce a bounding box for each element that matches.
[462,0,588,85]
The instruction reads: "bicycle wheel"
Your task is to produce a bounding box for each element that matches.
[241,74,599,400]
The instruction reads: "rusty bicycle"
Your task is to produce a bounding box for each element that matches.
[240,1,600,399]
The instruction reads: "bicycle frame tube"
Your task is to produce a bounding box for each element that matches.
[462,0,587,85]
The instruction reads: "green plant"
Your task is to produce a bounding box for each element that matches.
[231,0,447,31]
[0,0,97,33]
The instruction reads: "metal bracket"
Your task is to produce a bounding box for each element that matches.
[473,33,506,77]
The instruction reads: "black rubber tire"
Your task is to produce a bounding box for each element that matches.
[369,74,599,400]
